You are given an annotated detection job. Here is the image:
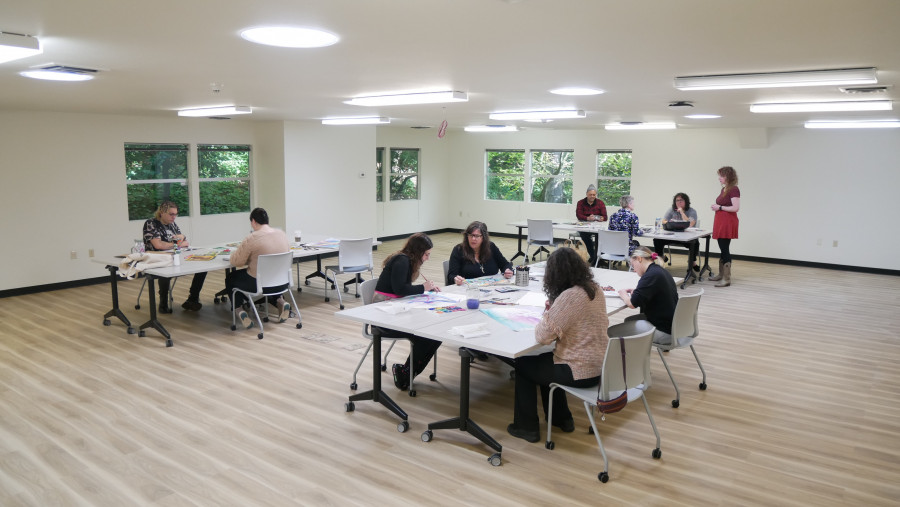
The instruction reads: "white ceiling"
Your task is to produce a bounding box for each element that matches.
[2,0,898,131]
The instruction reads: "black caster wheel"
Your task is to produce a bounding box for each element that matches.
[139,330,146,337]
[304,280,310,286]
[263,317,269,323]
[350,382,358,390]
[344,287,349,293]
[339,304,345,310]
[103,319,111,326]
[127,327,135,335]
[214,297,220,304]
[652,448,662,459]
[672,400,680,408]
[421,430,433,442]
[296,323,302,329]
[231,325,237,331]
[397,421,409,433]
[325,297,330,302]
[257,333,263,339]
[331,284,336,290]
[345,401,355,412]
[380,364,387,372]
[296,287,302,293]
[488,453,502,466]
[409,390,417,397]
[699,382,707,390]
[598,472,609,483]
[589,426,594,435]
[429,374,436,381]
[545,441,555,450]
[135,304,141,310]
[354,294,360,299]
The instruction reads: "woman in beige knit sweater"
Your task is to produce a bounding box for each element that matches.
[508,248,609,443]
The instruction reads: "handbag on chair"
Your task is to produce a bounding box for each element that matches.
[562,238,591,264]
[597,337,627,420]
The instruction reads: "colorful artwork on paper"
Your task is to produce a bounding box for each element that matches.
[306,238,340,249]
[465,275,511,288]
[185,253,217,261]
[398,293,462,308]
[431,305,467,314]
[481,306,543,331]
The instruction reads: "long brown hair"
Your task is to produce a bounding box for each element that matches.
[718,166,739,196]
[542,247,597,305]
[459,221,492,264]
[383,232,433,282]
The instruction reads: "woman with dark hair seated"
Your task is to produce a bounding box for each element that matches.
[447,221,514,285]
[507,247,608,443]
[653,192,701,273]
[373,233,442,391]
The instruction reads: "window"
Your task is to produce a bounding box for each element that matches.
[389,148,419,200]
[530,150,573,203]
[485,149,525,201]
[198,144,251,215]
[596,150,633,205]
[375,147,384,202]
[125,143,189,221]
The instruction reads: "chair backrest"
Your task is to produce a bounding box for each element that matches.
[527,219,554,242]
[360,278,378,305]
[338,238,374,271]
[442,260,450,286]
[597,229,630,257]
[255,252,293,290]
[671,289,702,346]
[600,320,655,399]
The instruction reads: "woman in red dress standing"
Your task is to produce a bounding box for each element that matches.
[709,166,741,287]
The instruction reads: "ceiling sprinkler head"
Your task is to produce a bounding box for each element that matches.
[211,82,224,93]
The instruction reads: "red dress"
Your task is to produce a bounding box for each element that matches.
[712,186,740,239]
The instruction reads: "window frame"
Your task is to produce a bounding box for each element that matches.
[596,149,633,206]
[124,143,190,221]
[197,144,252,216]
[389,147,420,201]
[485,149,526,202]
[529,149,574,204]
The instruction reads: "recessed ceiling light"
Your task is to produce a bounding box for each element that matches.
[464,125,518,132]
[605,122,677,130]
[550,87,605,96]
[322,116,390,125]
[0,32,42,64]
[178,106,252,117]
[489,110,585,120]
[240,27,339,48]
[684,114,721,119]
[20,69,94,81]
[804,120,900,129]
[675,67,877,90]
[750,100,892,113]
[346,90,467,106]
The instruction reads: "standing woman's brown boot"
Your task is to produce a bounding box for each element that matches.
[708,260,724,282]
[715,262,731,287]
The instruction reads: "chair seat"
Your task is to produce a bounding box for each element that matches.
[553,383,649,404]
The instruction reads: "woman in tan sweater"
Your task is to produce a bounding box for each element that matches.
[508,248,609,443]
[229,208,291,328]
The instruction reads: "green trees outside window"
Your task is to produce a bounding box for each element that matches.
[198,144,251,215]
[375,147,384,202]
[390,148,419,200]
[125,144,189,221]
[596,151,632,205]
[531,150,573,204]
[486,150,525,201]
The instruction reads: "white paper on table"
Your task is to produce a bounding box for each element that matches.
[375,303,410,314]
[516,291,549,307]
[448,323,491,339]
[603,290,619,297]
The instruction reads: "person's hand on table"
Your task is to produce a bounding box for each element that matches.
[503,268,514,279]
[454,275,466,285]
[425,280,441,292]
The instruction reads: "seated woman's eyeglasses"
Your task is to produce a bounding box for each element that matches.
[468,234,483,238]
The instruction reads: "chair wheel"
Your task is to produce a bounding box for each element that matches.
[139,330,146,337]
[409,390,417,397]
[127,327,135,334]
[489,453,502,466]
[214,297,220,304]
[652,448,662,459]
[325,297,330,302]
[699,382,707,390]
[599,472,609,483]
[134,304,141,310]
[672,400,680,408]
[397,421,409,433]
[263,317,269,323]
[344,287,349,293]
[231,325,237,331]
[429,374,436,381]
[350,382,358,390]
[339,304,345,310]
[103,319,111,326]
[345,401,355,412]
[421,430,433,442]
[545,441,555,450]
[304,280,310,286]
[296,323,302,329]
[257,333,263,339]
[381,364,387,371]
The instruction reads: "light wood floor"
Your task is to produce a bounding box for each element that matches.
[2,232,899,506]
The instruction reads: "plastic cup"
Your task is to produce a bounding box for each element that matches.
[466,288,480,310]
[294,230,302,243]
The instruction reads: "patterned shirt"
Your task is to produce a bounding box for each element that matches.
[608,208,643,255]
[143,218,181,252]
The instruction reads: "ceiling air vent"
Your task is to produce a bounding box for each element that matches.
[840,86,889,94]
[410,126,432,129]
[668,100,694,109]
[35,64,99,76]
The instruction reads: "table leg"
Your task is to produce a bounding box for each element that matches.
[304,254,328,285]
[347,331,409,427]
[138,276,173,347]
[102,265,134,334]
[423,348,502,464]
[510,226,526,262]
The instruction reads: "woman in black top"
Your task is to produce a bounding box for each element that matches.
[373,233,441,391]
[617,246,679,345]
[447,221,514,285]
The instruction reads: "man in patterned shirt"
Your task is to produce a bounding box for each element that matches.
[143,201,207,312]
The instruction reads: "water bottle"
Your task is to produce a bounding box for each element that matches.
[132,239,145,254]
[654,217,662,233]
[173,245,181,266]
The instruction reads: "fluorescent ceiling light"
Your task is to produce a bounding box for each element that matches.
[684,114,721,119]
[489,110,585,120]
[347,90,467,106]
[177,106,252,117]
[464,125,518,132]
[605,122,677,130]
[20,69,94,81]
[322,116,390,125]
[0,32,42,64]
[550,87,605,96]
[675,67,877,90]
[240,27,338,48]
[805,120,900,129]
[751,100,892,113]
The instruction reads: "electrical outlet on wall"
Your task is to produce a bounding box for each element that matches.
[70,250,77,260]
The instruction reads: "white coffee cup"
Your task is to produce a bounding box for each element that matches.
[294,230,302,243]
